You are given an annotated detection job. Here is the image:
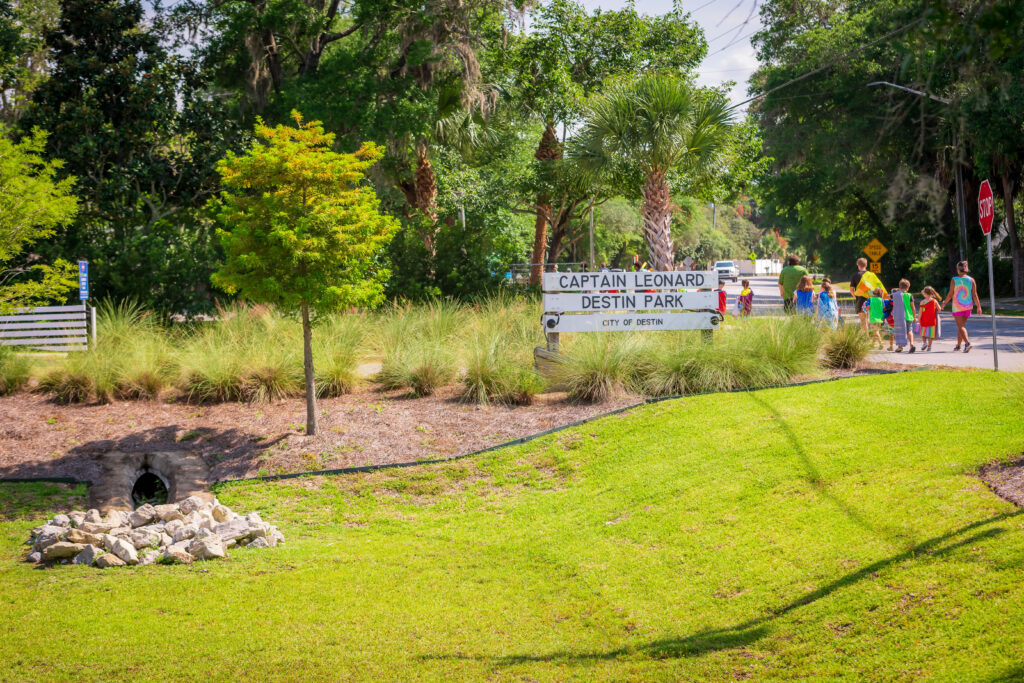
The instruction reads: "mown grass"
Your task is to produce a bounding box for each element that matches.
[1,371,1023,681]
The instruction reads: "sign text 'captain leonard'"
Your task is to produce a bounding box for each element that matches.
[542,270,717,292]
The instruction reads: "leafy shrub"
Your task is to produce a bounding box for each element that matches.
[821,322,872,369]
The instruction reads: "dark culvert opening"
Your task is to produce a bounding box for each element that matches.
[132,471,169,508]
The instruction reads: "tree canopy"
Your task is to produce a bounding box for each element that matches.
[0,124,78,312]
[212,113,397,434]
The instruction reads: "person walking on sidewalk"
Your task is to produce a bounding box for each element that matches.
[943,261,982,352]
[850,258,869,333]
[918,286,942,351]
[891,279,917,353]
[778,255,809,314]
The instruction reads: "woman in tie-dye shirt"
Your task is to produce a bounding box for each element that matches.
[942,261,982,353]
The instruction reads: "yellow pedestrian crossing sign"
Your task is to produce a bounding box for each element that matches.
[863,239,887,262]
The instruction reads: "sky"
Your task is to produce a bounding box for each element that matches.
[580,0,763,111]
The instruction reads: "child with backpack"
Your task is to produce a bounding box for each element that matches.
[794,275,815,315]
[816,281,839,328]
[866,287,887,349]
[737,279,753,317]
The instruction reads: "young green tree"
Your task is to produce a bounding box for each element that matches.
[0,125,78,313]
[211,113,398,435]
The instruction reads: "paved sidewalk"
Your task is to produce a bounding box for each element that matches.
[866,313,1024,371]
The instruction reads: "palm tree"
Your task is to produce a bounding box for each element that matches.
[572,75,733,271]
[407,86,499,255]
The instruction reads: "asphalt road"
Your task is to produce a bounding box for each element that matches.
[720,276,1024,371]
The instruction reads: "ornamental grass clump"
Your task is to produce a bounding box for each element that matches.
[178,305,302,403]
[460,297,545,405]
[554,333,649,403]
[375,299,465,396]
[376,343,455,397]
[314,313,366,397]
[821,322,872,369]
[37,367,92,403]
[35,300,175,403]
[0,346,32,395]
[635,316,824,398]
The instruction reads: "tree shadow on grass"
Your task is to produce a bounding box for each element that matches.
[0,481,88,521]
[0,426,288,484]
[748,393,918,547]
[986,663,1024,682]
[419,514,1017,668]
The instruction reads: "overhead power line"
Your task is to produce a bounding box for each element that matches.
[705,28,759,57]
[728,15,926,111]
[686,0,720,15]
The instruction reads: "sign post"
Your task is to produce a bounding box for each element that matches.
[978,179,998,371]
[77,260,94,348]
[78,260,89,301]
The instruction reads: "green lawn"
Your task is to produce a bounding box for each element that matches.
[2,371,1023,681]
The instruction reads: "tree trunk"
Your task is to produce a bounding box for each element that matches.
[414,140,440,255]
[529,123,562,286]
[301,303,318,436]
[261,30,283,93]
[529,205,549,285]
[641,169,675,271]
[1001,171,1023,298]
[547,219,565,265]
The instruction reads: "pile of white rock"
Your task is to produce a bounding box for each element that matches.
[25,496,284,568]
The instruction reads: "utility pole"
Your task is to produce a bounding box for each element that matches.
[868,82,967,262]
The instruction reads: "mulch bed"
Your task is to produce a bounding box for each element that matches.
[0,365,943,487]
[978,457,1024,508]
[0,387,640,484]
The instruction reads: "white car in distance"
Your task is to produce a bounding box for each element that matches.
[714,260,739,283]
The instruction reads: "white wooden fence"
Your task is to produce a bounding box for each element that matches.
[0,304,94,352]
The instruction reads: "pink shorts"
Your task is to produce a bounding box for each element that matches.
[952,310,971,318]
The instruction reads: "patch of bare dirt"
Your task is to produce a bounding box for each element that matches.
[0,387,640,484]
[978,457,1024,508]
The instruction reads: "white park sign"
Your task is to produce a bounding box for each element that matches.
[541,270,721,334]
[543,290,716,312]
[542,270,717,291]
[542,311,720,333]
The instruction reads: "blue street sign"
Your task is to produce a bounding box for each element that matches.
[78,260,88,300]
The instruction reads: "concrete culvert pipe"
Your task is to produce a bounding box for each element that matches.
[131,470,169,509]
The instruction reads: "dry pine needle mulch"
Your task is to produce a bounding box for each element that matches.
[0,387,640,484]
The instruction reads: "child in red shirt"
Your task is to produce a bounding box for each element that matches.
[918,285,942,351]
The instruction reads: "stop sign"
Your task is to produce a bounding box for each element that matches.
[978,179,994,235]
